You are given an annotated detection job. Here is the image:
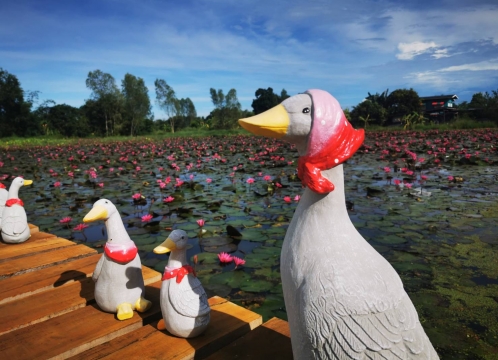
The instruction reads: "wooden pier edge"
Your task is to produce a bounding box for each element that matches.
[0,224,292,359]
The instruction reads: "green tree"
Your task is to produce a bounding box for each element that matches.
[86,70,123,136]
[209,88,241,129]
[251,88,291,115]
[44,104,89,137]
[122,73,151,136]
[350,100,387,127]
[0,68,35,137]
[385,88,421,124]
[154,79,179,133]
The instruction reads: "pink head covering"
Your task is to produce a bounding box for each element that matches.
[297,89,364,194]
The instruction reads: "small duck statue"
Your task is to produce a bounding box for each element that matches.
[0,183,8,231]
[83,199,152,320]
[1,177,33,243]
[153,229,210,338]
[239,90,439,359]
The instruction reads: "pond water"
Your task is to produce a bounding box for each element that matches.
[1,129,497,359]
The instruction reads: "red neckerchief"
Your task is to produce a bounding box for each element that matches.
[162,265,196,283]
[6,198,24,207]
[104,243,138,264]
[0,183,6,189]
[298,115,364,194]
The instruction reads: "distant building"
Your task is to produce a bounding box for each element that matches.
[420,94,458,122]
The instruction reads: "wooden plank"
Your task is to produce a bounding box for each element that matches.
[0,244,97,279]
[205,317,293,360]
[81,296,263,360]
[0,230,56,249]
[0,266,161,336]
[29,223,39,234]
[0,253,100,305]
[0,281,162,360]
[0,237,76,262]
[0,255,161,305]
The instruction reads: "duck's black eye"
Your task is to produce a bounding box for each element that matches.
[181,236,185,240]
[105,201,108,204]
[302,107,310,114]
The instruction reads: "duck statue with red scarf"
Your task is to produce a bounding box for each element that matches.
[239,90,439,359]
[153,229,210,338]
[1,177,33,243]
[83,199,152,320]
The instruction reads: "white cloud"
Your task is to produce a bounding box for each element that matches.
[432,49,450,59]
[396,41,438,60]
[439,59,498,72]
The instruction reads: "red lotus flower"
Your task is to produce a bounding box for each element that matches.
[218,252,233,263]
[283,196,291,203]
[54,181,61,187]
[163,196,175,203]
[246,178,255,184]
[233,256,245,268]
[73,223,88,231]
[141,214,153,222]
[393,179,401,186]
[196,219,205,227]
[132,193,141,200]
[60,217,72,224]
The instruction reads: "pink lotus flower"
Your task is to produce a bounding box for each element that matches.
[68,172,74,178]
[196,219,205,227]
[132,193,141,200]
[405,170,414,176]
[393,179,401,186]
[383,167,391,173]
[246,178,255,184]
[233,256,245,268]
[73,223,88,231]
[97,182,104,188]
[405,183,413,189]
[294,195,301,202]
[60,217,72,224]
[163,196,175,203]
[141,214,153,222]
[275,183,282,188]
[206,178,212,184]
[448,176,454,181]
[54,181,61,187]
[218,252,233,263]
[263,175,272,182]
[283,196,291,203]
[420,175,428,181]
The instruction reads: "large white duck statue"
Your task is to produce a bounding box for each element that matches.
[0,183,8,231]
[239,89,439,359]
[83,199,152,320]
[153,229,210,338]
[1,177,33,243]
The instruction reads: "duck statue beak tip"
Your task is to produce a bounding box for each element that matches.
[83,205,108,223]
[153,238,176,254]
[23,180,33,186]
[239,104,289,138]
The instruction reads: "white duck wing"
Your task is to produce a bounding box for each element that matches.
[169,275,210,318]
[306,292,438,359]
[2,207,28,235]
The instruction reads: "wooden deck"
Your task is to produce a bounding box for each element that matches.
[0,225,293,359]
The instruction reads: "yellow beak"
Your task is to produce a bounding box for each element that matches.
[83,205,108,223]
[23,180,33,186]
[153,237,176,254]
[238,104,289,138]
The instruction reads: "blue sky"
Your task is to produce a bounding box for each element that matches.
[1,0,498,118]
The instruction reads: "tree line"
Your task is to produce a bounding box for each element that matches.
[1,67,496,138]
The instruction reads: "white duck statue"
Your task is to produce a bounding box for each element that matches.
[239,89,439,359]
[83,199,152,320]
[1,177,33,243]
[153,229,210,338]
[0,183,8,231]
